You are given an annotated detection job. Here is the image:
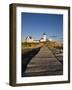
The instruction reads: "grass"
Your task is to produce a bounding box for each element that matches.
[21,41,63,55]
[22,42,43,55]
[46,41,63,49]
[22,48,32,55]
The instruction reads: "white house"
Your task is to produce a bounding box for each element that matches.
[25,33,47,43]
[25,36,33,43]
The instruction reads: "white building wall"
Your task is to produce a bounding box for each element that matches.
[43,35,46,41]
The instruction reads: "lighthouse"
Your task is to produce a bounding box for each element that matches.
[43,33,46,41]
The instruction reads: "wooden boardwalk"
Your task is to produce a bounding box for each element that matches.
[22,46,63,77]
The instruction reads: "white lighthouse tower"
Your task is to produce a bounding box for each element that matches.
[43,33,46,41]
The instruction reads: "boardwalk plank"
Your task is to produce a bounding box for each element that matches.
[22,46,63,77]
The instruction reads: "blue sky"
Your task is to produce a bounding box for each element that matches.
[21,12,63,42]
